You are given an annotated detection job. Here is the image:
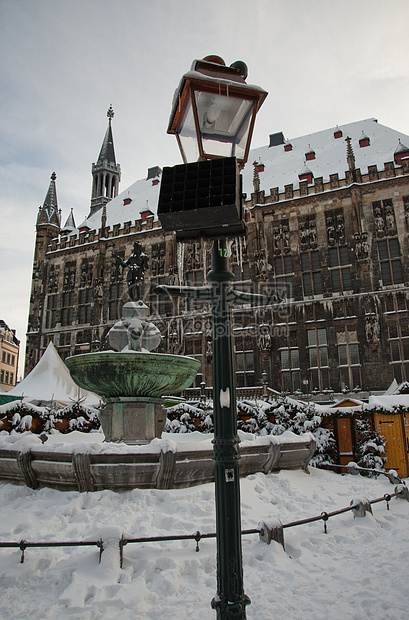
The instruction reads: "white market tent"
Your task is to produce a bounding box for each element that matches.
[8,342,100,408]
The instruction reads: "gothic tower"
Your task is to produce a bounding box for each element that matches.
[26,173,61,372]
[90,105,121,215]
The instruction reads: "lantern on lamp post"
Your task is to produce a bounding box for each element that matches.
[168,55,267,168]
[156,56,270,620]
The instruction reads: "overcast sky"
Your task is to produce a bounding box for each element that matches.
[1,0,409,377]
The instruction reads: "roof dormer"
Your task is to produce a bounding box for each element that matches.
[394,139,409,165]
[359,131,370,148]
[305,145,315,161]
[298,163,314,184]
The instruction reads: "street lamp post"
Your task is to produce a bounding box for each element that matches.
[156,57,270,619]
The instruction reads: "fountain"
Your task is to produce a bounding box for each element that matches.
[0,240,316,492]
[65,242,200,444]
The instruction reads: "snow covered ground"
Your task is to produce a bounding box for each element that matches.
[0,439,408,619]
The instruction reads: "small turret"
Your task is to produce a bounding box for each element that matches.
[61,208,76,235]
[34,172,61,263]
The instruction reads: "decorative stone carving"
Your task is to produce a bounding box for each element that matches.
[80,261,93,288]
[299,216,317,251]
[93,279,104,301]
[63,262,76,291]
[354,232,370,261]
[168,265,179,285]
[186,242,201,271]
[255,248,270,279]
[272,219,290,255]
[168,318,183,355]
[325,209,345,246]
[365,314,380,346]
[47,265,59,294]
[108,301,161,352]
[257,326,272,354]
[373,199,396,238]
[151,243,166,276]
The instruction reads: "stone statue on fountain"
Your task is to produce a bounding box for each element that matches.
[113,240,149,301]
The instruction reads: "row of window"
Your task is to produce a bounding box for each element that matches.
[185,324,409,390]
[46,289,95,328]
[1,351,16,366]
[280,328,361,392]
[276,238,404,298]
[0,369,14,385]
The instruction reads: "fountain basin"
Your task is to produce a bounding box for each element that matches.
[65,351,201,399]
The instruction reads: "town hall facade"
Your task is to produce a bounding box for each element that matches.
[26,109,409,397]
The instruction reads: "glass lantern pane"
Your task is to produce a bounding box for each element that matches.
[177,93,200,162]
[194,91,254,159]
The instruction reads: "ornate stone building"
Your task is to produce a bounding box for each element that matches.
[26,112,409,395]
[0,320,20,391]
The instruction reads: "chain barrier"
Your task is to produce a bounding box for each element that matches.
[0,485,407,564]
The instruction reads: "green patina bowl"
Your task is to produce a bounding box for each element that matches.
[65,351,201,399]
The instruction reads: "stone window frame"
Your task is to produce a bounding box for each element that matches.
[279,342,301,393]
[336,325,361,390]
[388,319,409,383]
[328,246,353,293]
[234,330,255,388]
[307,327,330,391]
[300,251,323,297]
[377,238,404,286]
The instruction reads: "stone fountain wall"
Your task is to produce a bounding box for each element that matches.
[0,435,316,492]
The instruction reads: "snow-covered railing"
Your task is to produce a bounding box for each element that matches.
[0,485,407,565]
[257,484,409,550]
[320,462,404,484]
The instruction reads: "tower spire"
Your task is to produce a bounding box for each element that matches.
[90,106,121,216]
[37,172,60,227]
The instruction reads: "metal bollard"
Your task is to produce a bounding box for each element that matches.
[350,497,373,518]
[258,518,285,549]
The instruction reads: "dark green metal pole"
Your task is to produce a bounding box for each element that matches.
[208,238,250,619]
[154,238,279,618]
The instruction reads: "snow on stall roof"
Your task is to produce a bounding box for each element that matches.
[368,394,409,410]
[8,342,100,407]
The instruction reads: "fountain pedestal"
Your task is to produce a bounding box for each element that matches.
[100,397,165,444]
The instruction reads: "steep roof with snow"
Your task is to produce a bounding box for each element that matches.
[78,118,409,231]
[80,172,162,230]
[241,118,409,198]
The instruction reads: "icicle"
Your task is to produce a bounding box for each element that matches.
[177,243,185,284]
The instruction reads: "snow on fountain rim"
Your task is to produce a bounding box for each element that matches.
[0,429,313,455]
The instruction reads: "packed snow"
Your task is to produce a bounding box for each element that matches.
[0,432,408,619]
